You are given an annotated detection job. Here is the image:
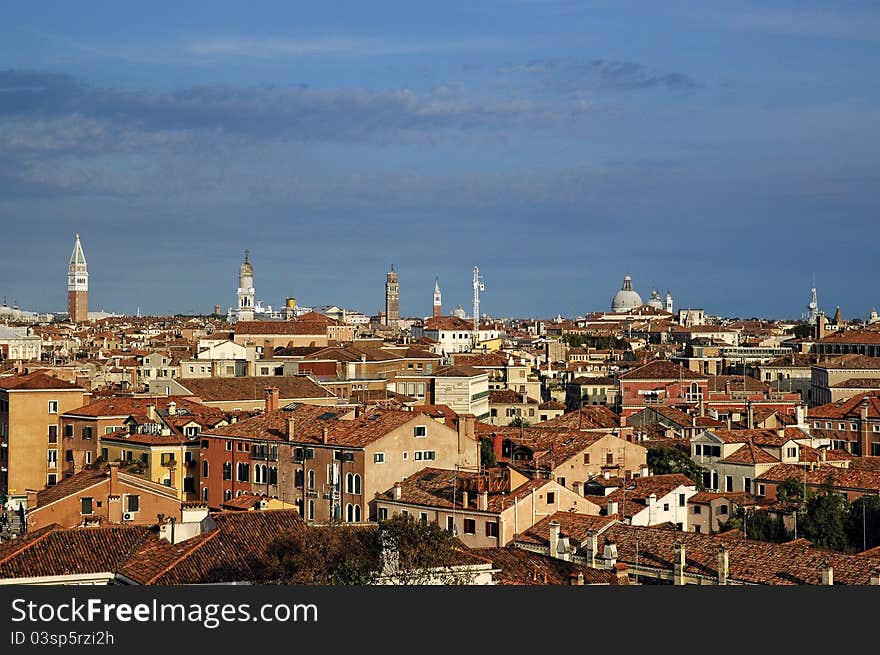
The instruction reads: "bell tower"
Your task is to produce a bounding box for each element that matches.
[67,234,89,323]
[385,266,399,329]
[433,277,442,318]
[237,250,255,322]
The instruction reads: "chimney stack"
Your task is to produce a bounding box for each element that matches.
[717,544,729,585]
[492,433,503,460]
[572,572,585,586]
[871,568,880,586]
[286,417,296,440]
[461,490,469,509]
[860,398,871,457]
[584,529,598,568]
[795,405,807,427]
[549,521,561,559]
[603,537,618,569]
[477,491,488,511]
[147,404,157,422]
[821,563,833,586]
[322,427,329,444]
[816,312,827,340]
[673,540,686,585]
[607,499,619,516]
[167,401,177,416]
[393,482,402,500]
[264,386,279,412]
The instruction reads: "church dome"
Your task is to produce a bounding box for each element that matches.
[453,304,467,319]
[647,289,663,310]
[611,275,643,312]
[239,252,253,277]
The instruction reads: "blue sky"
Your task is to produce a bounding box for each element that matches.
[1,1,878,320]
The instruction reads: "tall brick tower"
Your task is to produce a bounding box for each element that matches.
[385,266,399,329]
[433,277,442,318]
[67,234,88,323]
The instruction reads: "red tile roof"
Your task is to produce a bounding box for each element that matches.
[177,376,334,402]
[618,361,707,381]
[0,372,83,391]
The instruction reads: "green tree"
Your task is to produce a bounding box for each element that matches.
[647,446,706,490]
[800,478,849,552]
[479,438,497,468]
[508,417,530,427]
[776,476,806,503]
[846,495,880,552]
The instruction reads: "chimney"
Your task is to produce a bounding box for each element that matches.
[821,563,833,586]
[584,529,598,568]
[724,381,731,395]
[264,386,279,412]
[717,545,729,585]
[607,499,619,516]
[147,404,157,422]
[477,491,488,511]
[321,427,329,444]
[603,537,618,569]
[871,569,880,586]
[795,405,807,427]
[109,461,120,493]
[549,520,561,559]
[286,417,295,440]
[747,402,754,430]
[816,312,827,340]
[673,540,686,585]
[393,482,402,500]
[167,401,177,416]
[572,572,585,586]
[461,490,469,509]
[614,563,629,585]
[860,398,871,457]
[777,427,786,440]
[492,433,503,460]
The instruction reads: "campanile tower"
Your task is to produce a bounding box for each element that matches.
[67,234,89,323]
[433,278,442,318]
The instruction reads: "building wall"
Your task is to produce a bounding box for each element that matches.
[100,440,198,501]
[551,434,648,488]
[434,375,489,420]
[1,387,85,507]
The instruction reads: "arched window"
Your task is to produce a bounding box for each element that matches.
[345,473,354,494]
[269,467,278,485]
[308,500,315,521]
[308,469,315,490]
[224,489,232,501]
[237,462,249,482]
[353,474,361,495]
[201,488,208,501]
[346,504,353,522]
[353,504,361,522]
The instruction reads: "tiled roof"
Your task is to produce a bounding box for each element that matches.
[702,428,799,446]
[538,400,565,410]
[234,320,330,336]
[452,353,511,368]
[433,365,486,378]
[0,372,82,391]
[534,405,622,430]
[831,378,880,389]
[618,361,707,381]
[177,376,334,402]
[601,522,880,585]
[707,375,768,393]
[517,513,619,547]
[0,525,152,580]
[489,389,534,404]
[819,329,880,345]
[757,463,880,493]
[34,469,107,507]
[720,440,780,465]
[204,405,425,447]
[814,354,880,370]
[808,393,880,420]
[472,547,624,585]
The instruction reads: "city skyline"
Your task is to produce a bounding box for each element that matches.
[2,2,879,318]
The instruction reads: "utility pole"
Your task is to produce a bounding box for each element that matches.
[473,266,484,348]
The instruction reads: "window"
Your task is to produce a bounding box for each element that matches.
[678,493,685,507]
[48,401,58,414]
[47,474,57,486]
[201,440,210,449]
[308,469,315,490]
[693,505,702,515]
[308,500,315,521]
[225,441,232,451]
[402,452,408,460]
[64,424,74,438]
[224,489,232,501]
[237,462,249,482]
[547,492,555,505]
[81,497,93,515]
[101,447,108,460]
[851,423,858,431]
[606,453,614,465]
[485,521,499,538]
[718,504,728,515]
[557,477,566,488]
[202,460,209,478]
[694,444,702,456]
[744,478,752,493]
[160,452,174,466]
[839,423,846,430]
[47,449,57,466]
[583,453,590,465]
[202,488,209,501]
[48,425,58,443]
[663,503,670,512]
[85,451,92,465]
[873,425,880,433]
[378,507,388,521]
[825,422,832,429]
[65,449,73,462]
[420,512,428,523]
[757,484,766,496]
[446,516,455,533]
[463,518,476,535]
[725,476,733,492]
[814,422,821,429]
[694,525,701,533]
[374,453,385,464]
[413,425,427,438]
[126,495,140,512]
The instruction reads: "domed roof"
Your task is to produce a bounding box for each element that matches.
[453,304,467,319]
[239,250,253,277]
[647,289,664,310]
[611,275,643,312]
